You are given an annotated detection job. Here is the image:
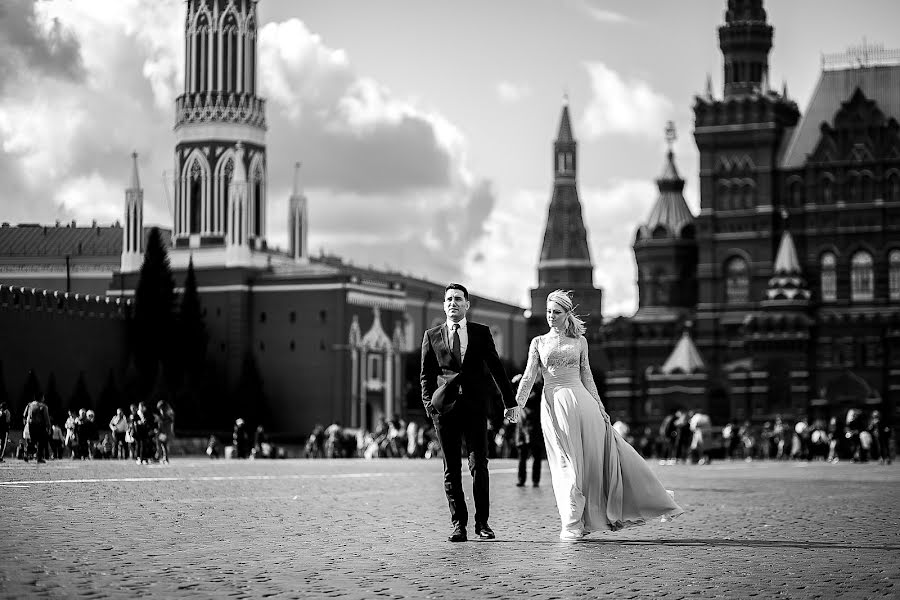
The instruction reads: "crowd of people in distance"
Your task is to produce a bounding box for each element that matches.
[300,406,895,466]
[204,418,286,460]
[303,417,441,460]
[0,397,175,464]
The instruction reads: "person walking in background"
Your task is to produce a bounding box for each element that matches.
[0,402,10,461]
[50,420,64,459]
[83,410,100,459]
[63,410,78,459]
[868,411,893,465]
[23,395,51,463]
[233,418,251,459]
[658,409,678,465]
[689,411,712,465]
[513,374,544,488]
[126,404,139,460]
[156,400,175,463]
[109,408,128,459]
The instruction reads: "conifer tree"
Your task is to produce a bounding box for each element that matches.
[69,371,91,413]
[132,227,176,389]
[20,368,41,414]
[98,369,120,418]
[44,372,62,421]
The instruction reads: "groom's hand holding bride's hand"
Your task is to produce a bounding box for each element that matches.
[504,407,518,423]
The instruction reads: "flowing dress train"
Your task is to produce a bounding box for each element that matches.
[515,334,683,537]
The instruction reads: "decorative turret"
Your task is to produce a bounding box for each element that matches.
[743,213,812,338]
[529,97,603,332]
[764,228,811,304]
[660,327,706,375]
[288,162,308,263]
[719,0,773,98]
[633,123,698,315]
[173,0,267,255]
[121,152,144,273]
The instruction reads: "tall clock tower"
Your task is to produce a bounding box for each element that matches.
[173,0,267,265]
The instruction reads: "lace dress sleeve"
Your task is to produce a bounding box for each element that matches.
[514,337,541,408]
[579,336,607,414]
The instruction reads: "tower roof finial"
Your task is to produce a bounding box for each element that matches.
[292,161,303,196]
[665,120,677,151]
[130,151,141,189]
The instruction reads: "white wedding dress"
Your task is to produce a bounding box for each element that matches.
[515,333,683,539]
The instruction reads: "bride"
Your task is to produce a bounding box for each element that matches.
[514,290,683,540]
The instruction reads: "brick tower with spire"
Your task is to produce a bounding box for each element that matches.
[692,0,800,368]
[528,98,603,342]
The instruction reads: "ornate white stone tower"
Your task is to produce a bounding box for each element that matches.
[288,162,308,263]
[121,152,144,272]
[173,0,266,262]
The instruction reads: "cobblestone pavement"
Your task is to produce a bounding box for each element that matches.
[1,457,898,599]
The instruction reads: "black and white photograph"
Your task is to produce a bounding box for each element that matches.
[1,0,899,598]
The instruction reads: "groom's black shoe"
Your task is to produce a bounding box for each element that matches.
[474,524,495,539]
[448,526,467,542]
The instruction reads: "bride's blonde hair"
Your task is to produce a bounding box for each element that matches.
[547,290,586,337]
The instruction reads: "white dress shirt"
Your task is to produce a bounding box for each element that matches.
[446,317,469,362]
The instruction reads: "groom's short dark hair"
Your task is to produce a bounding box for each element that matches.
[445,283,469,300]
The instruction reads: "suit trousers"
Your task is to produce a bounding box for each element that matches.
[432,406,489,529]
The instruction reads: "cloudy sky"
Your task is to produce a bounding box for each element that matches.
[1,0,898,315]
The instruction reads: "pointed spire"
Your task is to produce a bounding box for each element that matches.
[661,328,706,375]
[764,219,811,303]
[129,151,141,189]
[773,230,801,275]
[760,69,770,94]
[291,161,303,196]
[642,122,693,238]
[782,79,788,99]
[705,73,713,99]
[556,99,574,143]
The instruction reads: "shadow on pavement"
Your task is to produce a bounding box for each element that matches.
[576,538,900,551]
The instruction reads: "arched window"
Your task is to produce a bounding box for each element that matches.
[850,251,874,301]
[887,173,900,203]
[221,12,239,92]
[847,172,860,204]
[189,160,202,234]
[820,176,833,204]
[820,252,837,302]
[889,250,900,301]
[862,174,874,203]
[717,180,730,211]
[194,14,210,93]
[725,257,750,304]
[253,164,263,237]
[742,182,755,209]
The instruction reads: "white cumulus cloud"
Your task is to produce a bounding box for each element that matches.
[581,61,673,140]
[495,81,531,104]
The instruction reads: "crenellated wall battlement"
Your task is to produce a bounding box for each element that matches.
[0,284,132,319]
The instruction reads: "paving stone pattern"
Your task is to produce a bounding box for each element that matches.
[1,458,898,599]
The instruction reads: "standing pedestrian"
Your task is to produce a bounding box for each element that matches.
[23,395,51,463]
[109,408,129,459]
[0,402,11,461]
[156,400,175,463]
[513,374,543,488]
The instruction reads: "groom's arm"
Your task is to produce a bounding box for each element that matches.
[480,326,517,410]
[420,331,439,417]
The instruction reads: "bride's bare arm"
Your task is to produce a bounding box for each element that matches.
[579,336,609,418]
[514,337,541,408]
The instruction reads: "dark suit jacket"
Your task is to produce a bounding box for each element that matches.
[420,321,516,418]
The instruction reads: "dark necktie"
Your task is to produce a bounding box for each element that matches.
[451,323,462,365]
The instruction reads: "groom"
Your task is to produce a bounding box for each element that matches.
[420,283,518,542]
